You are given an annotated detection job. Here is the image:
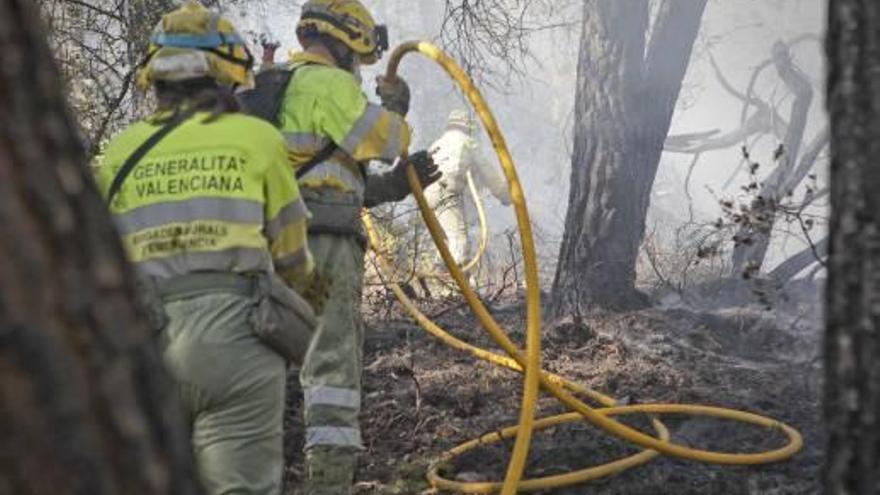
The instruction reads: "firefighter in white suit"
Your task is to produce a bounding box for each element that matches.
[425,109,511,265]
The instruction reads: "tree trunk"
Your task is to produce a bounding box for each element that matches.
[731,41,815,275]
[549,0,707,314]
[824,0,880,493]
[0,2,201,494]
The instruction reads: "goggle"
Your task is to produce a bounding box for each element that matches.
[148,20,254,71]
[374,25,389,55]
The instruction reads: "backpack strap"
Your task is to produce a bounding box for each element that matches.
[294,142,369,183]
[106,110,195,205]
[295,142,339,180]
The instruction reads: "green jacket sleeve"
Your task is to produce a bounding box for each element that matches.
[262,132,315,290]
[281,65,412,164]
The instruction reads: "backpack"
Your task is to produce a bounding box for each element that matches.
[239,67,338,178]
[238,68,296,127]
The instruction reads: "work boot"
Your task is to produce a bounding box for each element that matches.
[302,445,357,495]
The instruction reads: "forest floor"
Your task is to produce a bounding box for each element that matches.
[283,288,823,495]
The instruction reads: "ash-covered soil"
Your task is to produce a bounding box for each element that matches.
[284,292,823,494]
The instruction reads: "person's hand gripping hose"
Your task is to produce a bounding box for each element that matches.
[404,149,441,189]
[375,75,411,116]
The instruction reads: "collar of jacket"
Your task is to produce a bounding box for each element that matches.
[287,50,336,68]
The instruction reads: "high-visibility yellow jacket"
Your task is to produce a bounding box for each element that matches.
[97,111,314,290]
[278,52,412,236]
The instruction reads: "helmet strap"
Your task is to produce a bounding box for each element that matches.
[206,46,254,69]
[301,11,361,41]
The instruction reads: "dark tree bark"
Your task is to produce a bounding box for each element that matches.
[824,0,880,493]
[0,1,201,494]
[550,0,707,314]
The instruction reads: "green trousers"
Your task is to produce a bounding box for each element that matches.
[162,292,287,495]
[299,233,366,493]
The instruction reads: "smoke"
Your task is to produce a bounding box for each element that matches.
[667,1,827,271]
[226,0,826,280]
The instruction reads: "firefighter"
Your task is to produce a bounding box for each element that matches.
[96,3,315,494]
[426,109,511,265]
[277,1,440,492]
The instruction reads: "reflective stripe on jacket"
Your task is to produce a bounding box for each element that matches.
[97,111,314,290]
[278,52,411,234]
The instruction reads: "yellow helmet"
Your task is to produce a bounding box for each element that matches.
[296,0,389,65]
[137,2,254,91]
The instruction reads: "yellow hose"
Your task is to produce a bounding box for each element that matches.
[364,214,671,493]
[409,171,488,283]
[366,40,803,493]
[461,170,489,274]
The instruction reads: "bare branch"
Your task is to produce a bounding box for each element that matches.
[782,127,830,194]
[769,236,828,282]
[59,0,124,22]
[438,0,578,84]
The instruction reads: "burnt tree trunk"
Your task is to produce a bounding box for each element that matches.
[550,0,707,314]
[824,0,880,493]
[0,1,201,494]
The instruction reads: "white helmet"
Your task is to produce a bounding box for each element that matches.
[447,109,474,131]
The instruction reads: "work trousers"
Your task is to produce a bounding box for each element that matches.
[424,186,469,264]
[299,233,366,492]
[161,292,287,495]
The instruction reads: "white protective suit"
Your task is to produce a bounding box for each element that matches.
[426,114,511,264]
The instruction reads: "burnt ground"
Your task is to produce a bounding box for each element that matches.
[283,292,823,494]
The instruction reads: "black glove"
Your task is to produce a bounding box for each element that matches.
[406,149,442,190]
[376,75,411,116]
[363,151,442,206]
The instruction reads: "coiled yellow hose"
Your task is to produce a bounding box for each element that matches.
[365,41,803,493]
